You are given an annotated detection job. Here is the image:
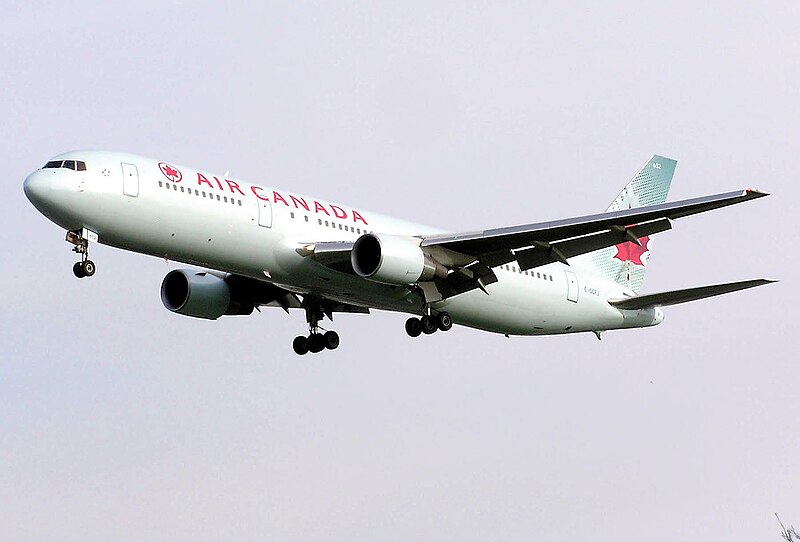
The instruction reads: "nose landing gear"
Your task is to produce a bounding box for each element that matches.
[67,229,97,278]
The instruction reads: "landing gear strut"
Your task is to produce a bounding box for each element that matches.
[292,296,340,355]
[67,229,96,278]
[405,311,453,338]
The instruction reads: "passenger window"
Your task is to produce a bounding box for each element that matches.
[290,212,295,219]
[338,224,342,230]
[304,216,309,222]
[224,196,228,203]
[158,181,163,187]
[173,184,177,190]
[180,186,185,192]
[216,195,220,200]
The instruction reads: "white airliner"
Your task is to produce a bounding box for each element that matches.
[24,151,773,354]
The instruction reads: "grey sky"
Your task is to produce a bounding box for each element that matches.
[2,2,798,540]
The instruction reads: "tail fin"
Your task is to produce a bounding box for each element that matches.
[576,155,677,293]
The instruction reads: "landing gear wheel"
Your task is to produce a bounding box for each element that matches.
[405,317,422,337]
[73,262,86,278]
[293,335,309,355]
[421,315,438,335]
[323,330,340,350]
[308,333,326,354]
[81,260,96,277]
[436,312,453,332]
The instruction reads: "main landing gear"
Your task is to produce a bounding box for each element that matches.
[405,311,453,338]
[292,330,340,356]
[292,296,340,355]
[67,229,96,279]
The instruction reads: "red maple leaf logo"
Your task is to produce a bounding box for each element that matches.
[613,235,650,266]
[158,162,182,182]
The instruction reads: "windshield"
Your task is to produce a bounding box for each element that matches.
[43,160,87,171]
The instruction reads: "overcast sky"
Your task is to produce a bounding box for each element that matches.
[2,2,799,540]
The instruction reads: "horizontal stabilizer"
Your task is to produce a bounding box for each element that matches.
[608,279,776,310]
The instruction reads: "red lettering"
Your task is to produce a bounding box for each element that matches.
[314,200,330,216]
[352,210,368,225]
[251,185,270,201]
[330,204,347,219]
[197,172,215,189]
[273,191,289,206]
[225,179,245,196]
[290,195,310,211]
[213,176,225,190]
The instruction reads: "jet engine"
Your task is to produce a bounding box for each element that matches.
[160,269,255,319]
[351,233,448,285]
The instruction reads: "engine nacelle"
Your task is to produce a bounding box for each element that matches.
[160,269,254,319]
[351,233,447,285]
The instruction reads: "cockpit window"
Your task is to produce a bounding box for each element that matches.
[42,160,87,171]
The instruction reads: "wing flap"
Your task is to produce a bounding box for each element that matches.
[608,279,776,310]
[515,219,672,271]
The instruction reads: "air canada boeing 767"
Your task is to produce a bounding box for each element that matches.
[24,151,774,354]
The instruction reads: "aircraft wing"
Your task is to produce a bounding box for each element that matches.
[302,189,768,300]
[421,189,767,269]
[226,274,369,315]
[608,279,776,310]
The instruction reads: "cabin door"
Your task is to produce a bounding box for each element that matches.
[257,199,272,228]
[565,270,579,303]
[121,162,139,197]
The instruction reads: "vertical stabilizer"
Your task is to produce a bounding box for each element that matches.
[576,155,677,293]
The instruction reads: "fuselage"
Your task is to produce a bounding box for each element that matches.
[23,150,662,336]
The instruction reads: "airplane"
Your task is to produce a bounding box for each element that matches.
[23,151,774,355]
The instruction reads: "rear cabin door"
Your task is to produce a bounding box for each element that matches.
[121,162,139,197]
[565,269,579,303]
[257,199,272,228]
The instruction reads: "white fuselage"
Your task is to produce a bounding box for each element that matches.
[23,150,662,336]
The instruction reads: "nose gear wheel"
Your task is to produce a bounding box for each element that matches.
[67,229,97,279]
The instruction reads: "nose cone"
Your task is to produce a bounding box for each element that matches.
[23,171,50,209]
[23,169,82,230]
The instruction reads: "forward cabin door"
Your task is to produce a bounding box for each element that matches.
[257,199,272,228]
[121,162,139,197]
[565,269,579,303]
